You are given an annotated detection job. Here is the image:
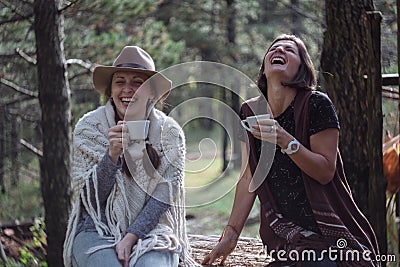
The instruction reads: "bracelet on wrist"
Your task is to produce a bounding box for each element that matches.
[218,224,240,242]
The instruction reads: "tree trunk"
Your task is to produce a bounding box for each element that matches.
[10,114,20,187]
[321,0,386,258]
[289,0,303,37]
[260,0,279,24]
[227,0,241,170]
[0,105,5,194]
[33,0,71,266]
[365,10,387,260]
[396,0,400,241]
[222,88,229,172]
[198,51,216,131]
[398,0,400,83]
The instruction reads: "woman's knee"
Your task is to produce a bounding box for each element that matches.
[72,231,121,267]
[134,250,179,267]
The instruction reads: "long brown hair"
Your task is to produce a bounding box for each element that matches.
[121,138,160,177]
[256,34,317,98]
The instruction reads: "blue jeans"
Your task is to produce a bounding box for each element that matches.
[72,231,179,267]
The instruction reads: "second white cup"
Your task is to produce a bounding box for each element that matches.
[241,114,271,132]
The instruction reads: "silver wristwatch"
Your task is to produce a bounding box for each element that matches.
[281,139,300,155]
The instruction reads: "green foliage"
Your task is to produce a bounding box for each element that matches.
[186,168,261,237]
[19,248,42,267]
[20,218,47,267]
[29,218,46,252]
[135,19,186,68]
[376,0,398,73]
[0,178,43,224]
[3,258,26,267]
[1,218,47,267]
[63,0,185,66]
[382,97,399,138]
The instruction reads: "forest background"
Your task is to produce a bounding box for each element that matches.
[0,0,399,266]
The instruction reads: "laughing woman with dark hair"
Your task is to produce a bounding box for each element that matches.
[203,34,380,267]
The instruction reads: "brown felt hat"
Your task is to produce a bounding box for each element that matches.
[92,46,171,98]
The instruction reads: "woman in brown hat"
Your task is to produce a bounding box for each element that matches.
[63,46,198,267]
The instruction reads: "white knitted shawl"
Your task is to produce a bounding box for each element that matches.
[63,101,199,266]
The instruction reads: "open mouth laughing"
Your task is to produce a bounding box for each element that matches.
[271,55,286,65]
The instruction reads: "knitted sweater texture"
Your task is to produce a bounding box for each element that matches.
[63,101,199,266]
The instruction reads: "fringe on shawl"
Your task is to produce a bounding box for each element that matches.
[63,103,199,266]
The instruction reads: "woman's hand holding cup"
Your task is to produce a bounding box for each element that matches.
[240,114,280,143]
[240,114,271,132]
[108,121,129,163]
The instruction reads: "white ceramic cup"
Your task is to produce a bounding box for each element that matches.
[241,114,271,132]
[126,120,150,140]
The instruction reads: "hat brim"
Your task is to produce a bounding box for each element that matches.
[93,65,172,99]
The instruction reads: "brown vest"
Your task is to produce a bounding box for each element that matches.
[241,90,380,266]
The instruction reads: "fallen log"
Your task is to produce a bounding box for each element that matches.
[188,234,272,266]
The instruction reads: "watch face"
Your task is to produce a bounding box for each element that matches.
[290,142,299,150]
[287,139,300,154]
[281,139,300,154]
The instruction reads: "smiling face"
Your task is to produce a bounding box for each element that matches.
[263,40,301,83]
[110,71,155,119]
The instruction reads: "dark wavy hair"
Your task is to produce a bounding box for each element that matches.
[256,34,317,98]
